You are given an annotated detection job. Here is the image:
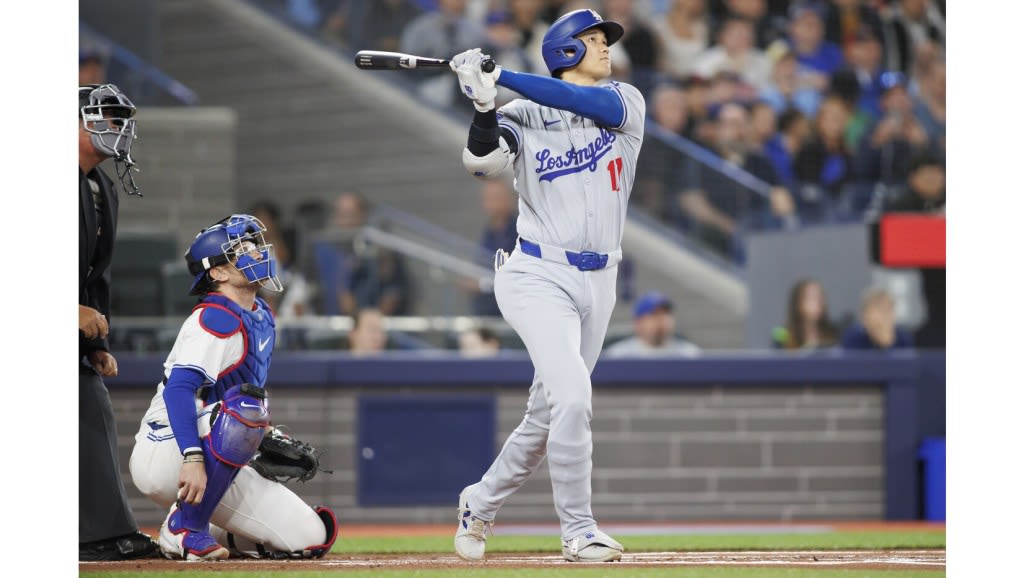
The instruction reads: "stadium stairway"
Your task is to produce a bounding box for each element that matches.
[151,0,746,347]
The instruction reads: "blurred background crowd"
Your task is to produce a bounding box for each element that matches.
[80,0,945,357]
[307,0,946,252]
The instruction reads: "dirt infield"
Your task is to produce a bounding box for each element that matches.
[80,549,945,572]
[81,522,945,572]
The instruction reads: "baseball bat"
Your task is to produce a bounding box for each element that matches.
[354,50,495,73]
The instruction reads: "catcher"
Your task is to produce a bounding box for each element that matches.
[128,214,337,560]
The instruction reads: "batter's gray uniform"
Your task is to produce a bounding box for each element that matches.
[462,81,645,540]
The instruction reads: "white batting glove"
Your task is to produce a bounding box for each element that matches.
[450,49,500,112]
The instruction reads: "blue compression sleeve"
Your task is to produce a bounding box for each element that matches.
[163,367,207,455]
[496,69,625,128]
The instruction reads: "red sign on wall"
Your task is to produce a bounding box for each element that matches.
[877,214,946,268]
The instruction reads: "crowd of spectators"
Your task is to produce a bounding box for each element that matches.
[96,1,944,355]
[246,179,939,353]
[278,0,944,262]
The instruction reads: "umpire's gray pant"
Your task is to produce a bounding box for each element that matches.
[80,366,138,543]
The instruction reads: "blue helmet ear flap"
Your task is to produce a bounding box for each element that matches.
[547,38,586,73]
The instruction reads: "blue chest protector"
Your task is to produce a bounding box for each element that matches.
[195,293,276,405]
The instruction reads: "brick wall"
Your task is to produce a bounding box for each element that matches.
[111,384,884,528]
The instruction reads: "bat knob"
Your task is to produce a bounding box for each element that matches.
[481,59,495,73]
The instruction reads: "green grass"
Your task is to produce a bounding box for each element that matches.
[83,571,945,578]
[335,532,945,554]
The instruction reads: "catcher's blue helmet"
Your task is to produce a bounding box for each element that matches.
[541,9,624,77]
[185,214,282,295]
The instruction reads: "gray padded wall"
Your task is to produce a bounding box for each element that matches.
[744,225,873,349]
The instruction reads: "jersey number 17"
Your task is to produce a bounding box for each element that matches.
[607,157,624,192]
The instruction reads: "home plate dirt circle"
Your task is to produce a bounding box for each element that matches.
[80,550,945,572]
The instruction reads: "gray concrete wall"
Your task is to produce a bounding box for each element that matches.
[744,225,873,349]
[112,384,884,528]
[744,225,929,349]
[116,107,238,253]
[80,0,160,65]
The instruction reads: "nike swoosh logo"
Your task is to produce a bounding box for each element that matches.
[239,401,262,409]
[258,336,272,351]
[543,119,561,127]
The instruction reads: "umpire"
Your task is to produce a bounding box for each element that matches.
[78,84,157,561]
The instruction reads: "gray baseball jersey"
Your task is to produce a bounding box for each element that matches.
[497,80,646,254]
[461,82,646,542]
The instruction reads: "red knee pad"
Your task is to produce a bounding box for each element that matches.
[302,505,339,559]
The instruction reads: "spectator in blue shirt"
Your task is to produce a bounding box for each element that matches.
[311,192,413,317]
[759,42,823,117]
[787,2,844,90]
[837,26,887,121]
[762,107,811,191]
[793,93,854,217]
[841,286,914,350]
[854,71,933,194]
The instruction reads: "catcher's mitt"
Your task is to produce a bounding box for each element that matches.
[249,426,332,484]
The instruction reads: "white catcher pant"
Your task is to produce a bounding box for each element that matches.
[465,246,616,540]
[128,407,326,553]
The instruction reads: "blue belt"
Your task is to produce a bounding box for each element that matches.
[519,238,610,271]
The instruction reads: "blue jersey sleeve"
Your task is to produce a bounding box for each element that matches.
[496,69,625,128]
[163,366,207,455]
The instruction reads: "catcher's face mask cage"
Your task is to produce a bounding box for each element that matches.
[186,214,283,294]
[79,83,141,195]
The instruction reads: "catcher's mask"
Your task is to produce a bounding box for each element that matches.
[79,83,141,195]
[185,214,283,295]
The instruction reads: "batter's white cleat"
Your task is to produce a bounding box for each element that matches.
[158,507,230,561]
[454,488,493,561]
[562,528,624,562]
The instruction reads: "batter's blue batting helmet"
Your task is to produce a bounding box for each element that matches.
[185,214,282,295]
[541,9,624,77]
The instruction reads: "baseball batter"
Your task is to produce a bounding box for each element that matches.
[448,9,645,563]
[128,214,338,560]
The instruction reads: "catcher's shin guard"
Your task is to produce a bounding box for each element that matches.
[180,384,270,530]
